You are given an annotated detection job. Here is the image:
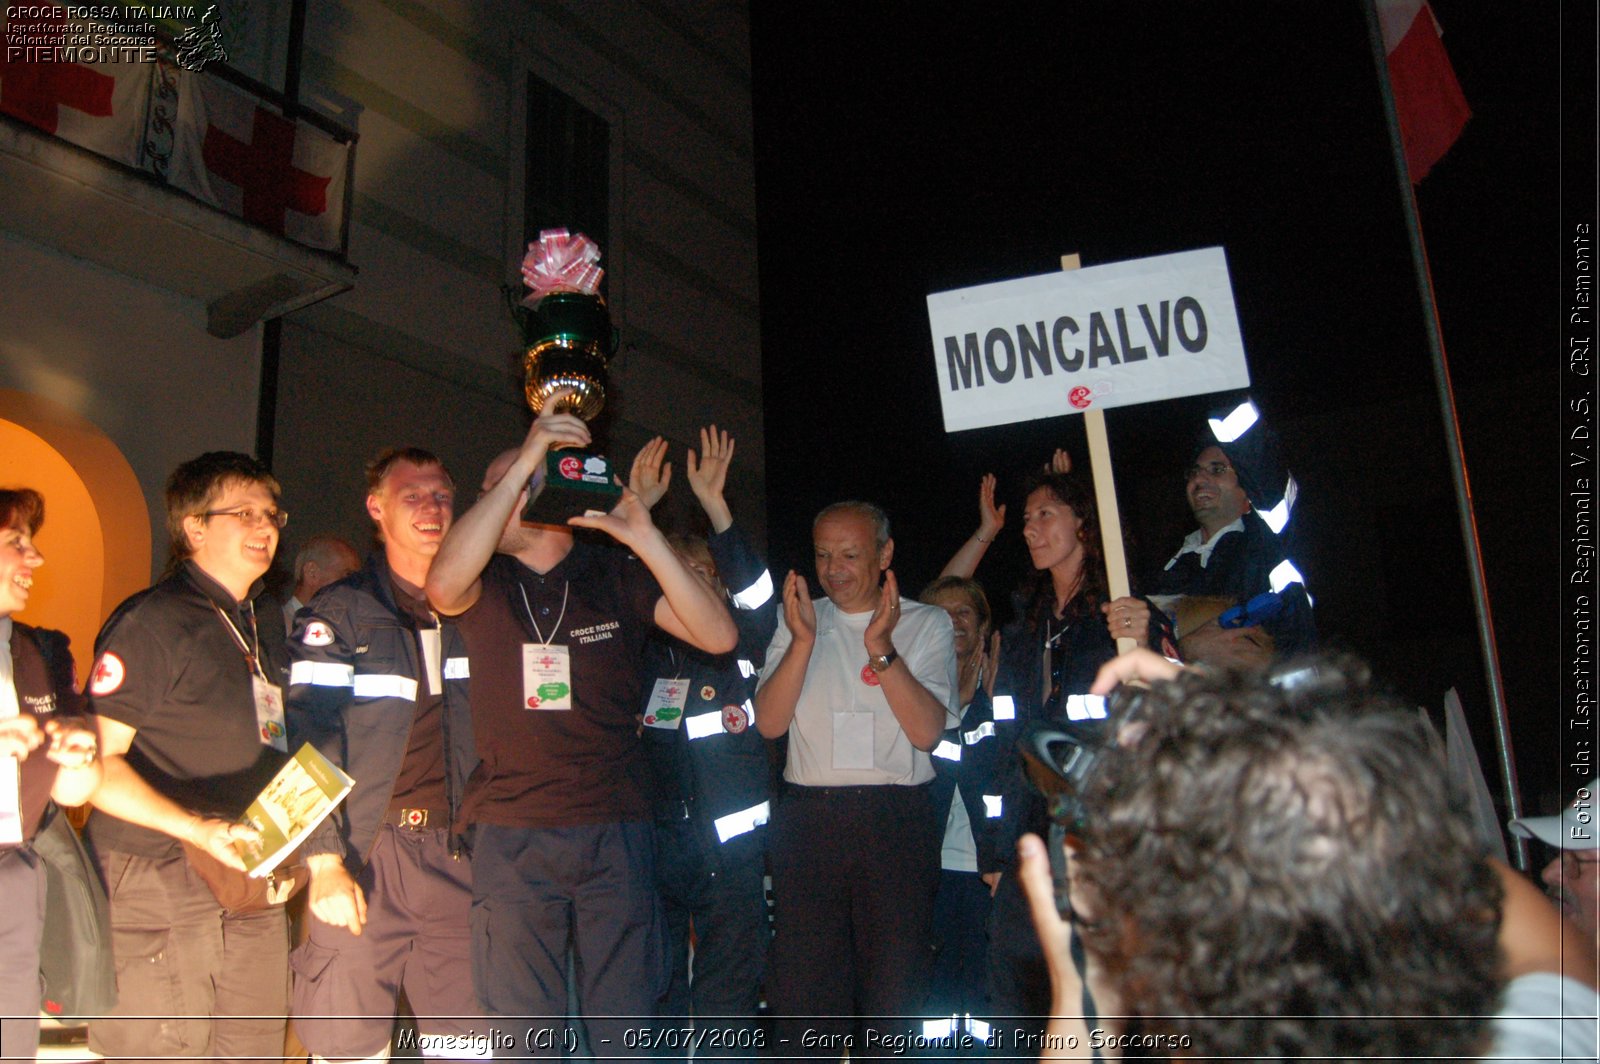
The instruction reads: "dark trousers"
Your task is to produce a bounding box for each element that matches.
[654,820,768,1061]
[471,820,666,1058]
[89,850,288,1063]
[928,869,992,1018]
[767,784,940,1057]
[0,847,45,1062]
[291,825,483,1060]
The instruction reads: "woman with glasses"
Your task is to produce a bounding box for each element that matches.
[0,487,102,1061]
[84,452,296,1063]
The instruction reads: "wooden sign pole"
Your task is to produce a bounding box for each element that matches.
[1061,253,1137,654]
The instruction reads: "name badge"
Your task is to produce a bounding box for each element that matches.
[832,710,874,771]
[644,678,688,729]
[419,628,444,697]
[522,644,573,710]
[253,675,288,752]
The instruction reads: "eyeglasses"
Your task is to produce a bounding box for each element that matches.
[203,507,289,529]
[1184,461,1234,481]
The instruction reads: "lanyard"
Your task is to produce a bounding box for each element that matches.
[518,580,570,648]
[210,600,267,680]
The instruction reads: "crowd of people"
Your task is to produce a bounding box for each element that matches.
[0,390,1593,1062]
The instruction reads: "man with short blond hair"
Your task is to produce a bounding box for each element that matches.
[286,446,485,1062]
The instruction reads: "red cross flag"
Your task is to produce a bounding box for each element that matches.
[0,18,150,167]
[168,69,347,250]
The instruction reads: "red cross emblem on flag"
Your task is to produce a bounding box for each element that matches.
[0,21,114,135]
[201,106,331,234]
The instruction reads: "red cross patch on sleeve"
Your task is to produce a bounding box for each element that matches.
[89,652,125,696]
[301,621,335,647]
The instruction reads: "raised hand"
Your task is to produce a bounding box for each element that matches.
[864,569,901,657]
[1049,448,1072,475]
[686,426,735,532]
[980,630,1002,697]
[628,436,672,510]
[782,570,817,644]
[978,473,1007,541]
[568,480,659,551]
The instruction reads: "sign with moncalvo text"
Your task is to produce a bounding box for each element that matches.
[927,247,1250,432]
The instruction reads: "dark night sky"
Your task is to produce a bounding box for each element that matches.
[749,3,1592,815]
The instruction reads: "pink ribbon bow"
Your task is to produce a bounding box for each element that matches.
[520,228,605,305]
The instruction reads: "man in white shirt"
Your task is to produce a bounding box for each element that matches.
[756,500,958,1049]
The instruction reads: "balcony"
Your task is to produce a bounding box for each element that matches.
[1,20,358,338]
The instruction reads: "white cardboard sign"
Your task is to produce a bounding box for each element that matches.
[926,247,1250,432]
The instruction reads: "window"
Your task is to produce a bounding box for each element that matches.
[524,72,609,255]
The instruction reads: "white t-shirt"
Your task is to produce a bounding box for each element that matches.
[1488,972,1599,1063]
[760,596,958,787]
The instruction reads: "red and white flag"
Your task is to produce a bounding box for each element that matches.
[1377,0,1471,183]
[0,17,150,167]
[168,69,347,250]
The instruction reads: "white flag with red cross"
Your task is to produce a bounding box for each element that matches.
[167,68,347,250]
[0,16,150,167]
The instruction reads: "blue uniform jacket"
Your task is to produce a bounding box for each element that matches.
[925,684,1005,875]
[286,554,477,864]
[640,525,777,868]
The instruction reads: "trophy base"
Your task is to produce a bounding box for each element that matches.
[523,449,623,525]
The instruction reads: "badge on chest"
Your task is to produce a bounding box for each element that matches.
[522,644,573,710]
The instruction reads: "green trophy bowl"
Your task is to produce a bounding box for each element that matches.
[520,290,623,523]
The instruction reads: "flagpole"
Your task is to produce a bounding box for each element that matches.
[1363,0,1528,870]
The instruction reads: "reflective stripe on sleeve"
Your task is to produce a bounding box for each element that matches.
[731,570,774,610]
[932,739,961,762]
[991,694,1016,721]
[443,657,470,680]
[685,712,723,741]
[352,673,418,701]
[962,720,996,745]
[1269,558,1306,594]
[714,800,770,843]
[1065,694,1108,721]
[982,794,1003,818]
[1259,475,1298,534]
[288,660,354,688]
[737,659,758,679]
[1208,399,1259,443]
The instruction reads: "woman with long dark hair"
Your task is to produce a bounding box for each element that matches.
[981,468,1168,1032]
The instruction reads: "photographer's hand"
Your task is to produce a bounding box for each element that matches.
[1018,833,1123,1058]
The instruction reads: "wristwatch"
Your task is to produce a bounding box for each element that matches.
[866,649,898,673]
